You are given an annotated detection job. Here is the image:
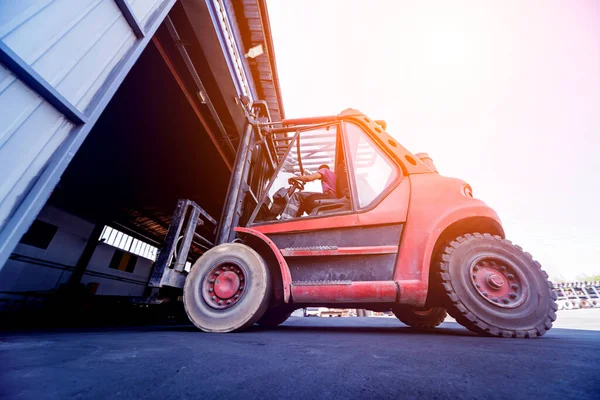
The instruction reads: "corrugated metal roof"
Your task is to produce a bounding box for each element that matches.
[230,0,285,122]
[117,206,212,261]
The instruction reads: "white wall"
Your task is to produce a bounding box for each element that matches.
[1,204,154,300]
[81,242,153,297]
[0,205,93,293]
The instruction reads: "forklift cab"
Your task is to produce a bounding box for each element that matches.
[248,118,400,224]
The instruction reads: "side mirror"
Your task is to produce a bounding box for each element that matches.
[374,120,387,130]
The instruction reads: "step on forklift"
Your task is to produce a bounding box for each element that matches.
[149,99,557,337]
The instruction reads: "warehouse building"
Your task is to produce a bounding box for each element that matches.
[0,0,284,314]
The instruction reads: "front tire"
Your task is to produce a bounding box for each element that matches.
[183,243,271,332]
[393,306,447,329]
[438,233,557,338]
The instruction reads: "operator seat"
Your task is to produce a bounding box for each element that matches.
[308,162,351,216]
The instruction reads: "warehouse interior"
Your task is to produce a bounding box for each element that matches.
[49,8,245,250]
[50,42,228,248]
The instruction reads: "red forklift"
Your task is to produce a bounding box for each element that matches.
[149,100,557,338]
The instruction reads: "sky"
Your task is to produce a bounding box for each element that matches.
[266,0,600,281]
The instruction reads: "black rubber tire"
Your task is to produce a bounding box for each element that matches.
[257,306,293,328]
[393,306,447,329]
[438,233,558,338]
[183,243,271,333]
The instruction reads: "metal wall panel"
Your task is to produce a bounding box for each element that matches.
[127,0,166,27]
[0,0,138,232]
[1,0,136,112]
[0,0,177,270]
[0,205,94,294]
[0,205,153,299]
[0,63,74,231]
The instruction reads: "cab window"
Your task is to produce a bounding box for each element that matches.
[268,125,338,198]
[344,122,399,208]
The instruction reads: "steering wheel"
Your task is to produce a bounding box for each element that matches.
[288,176,305,191]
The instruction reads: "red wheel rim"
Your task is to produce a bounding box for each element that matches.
[201,263,246,310]
[470,258,528,308]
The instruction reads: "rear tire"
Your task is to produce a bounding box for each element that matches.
[183,243,271,332]
[257,306,293,328]
[438,233,557,338]
[393,306,447,329]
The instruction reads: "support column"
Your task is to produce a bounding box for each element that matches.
[68,223,104,286]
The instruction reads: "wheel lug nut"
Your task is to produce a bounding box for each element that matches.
[472,274,477,280]
[492,297,499,302]
[511,283,518,290]
[211,296,216,300]
[502,298,510,304]
[473,266,480,271]
[240,286,244,290]
[490,261,496,267]
[509,293,517,299]
[499,266,506,272]
[507,274,514,280]
[475,284,481,288]
[226,300,232,304]
[209,288,213,292]
[234,294,239,298]
[218,300,223,305]
[209,279,215,283]
[482,292,488,297]
[215,271,221,275]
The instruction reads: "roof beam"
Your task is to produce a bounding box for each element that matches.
[152,36,233,171]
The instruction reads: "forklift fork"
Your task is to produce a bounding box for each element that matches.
[148,199,216,289]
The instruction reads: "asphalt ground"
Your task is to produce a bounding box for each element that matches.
[1,310,599,400]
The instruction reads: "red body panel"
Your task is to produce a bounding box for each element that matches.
[241,181,409,305]
[250,213,359,234]
[238,174,500,307]
[394,173,502,306]
[235,110,502,307]
[280,246,398,257]
[234,227,292,303]
[291,281,398,303]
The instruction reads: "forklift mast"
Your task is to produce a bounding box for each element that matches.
[150,99,281,289]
